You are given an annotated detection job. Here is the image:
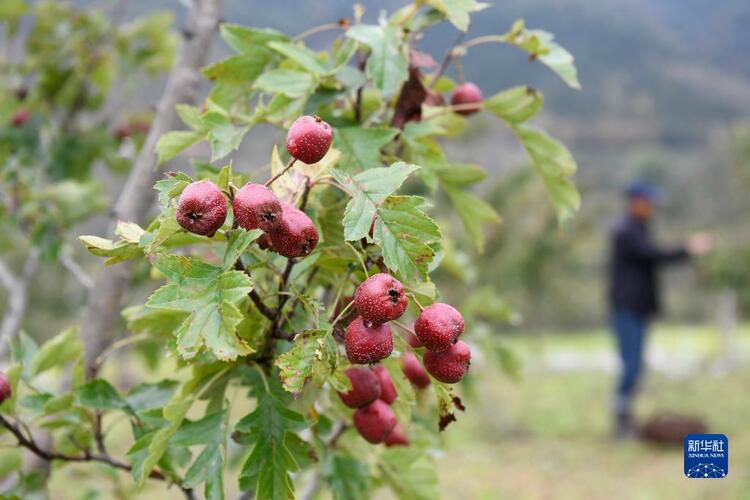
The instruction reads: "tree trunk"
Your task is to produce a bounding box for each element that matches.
[80,0,223,378]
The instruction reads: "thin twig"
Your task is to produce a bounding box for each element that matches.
[265,158,297,187]
[60,251,93,289]
[294,23,343,41]
[429,32,465,89]
[0,415,195,499]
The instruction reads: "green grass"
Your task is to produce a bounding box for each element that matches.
[437,324,750,500]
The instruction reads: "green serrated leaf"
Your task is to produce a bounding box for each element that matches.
[146,255,254,361]
[334,127,399,171]
[254,69,316,98]
[223,229,263,270]
[275,329,346,395]
[220,24,288,54]
[76,379,131,412]
[484,85,543,124]
[347,25,408,98]
[267,41,330,76]
[324,452,371,500]
[333,162,419,241]
[202,51,271,84]
[156,131,204,165]
[444,186,500,253]
[373,195,441,281]
[425,0,489,31]
[30,327,82,376]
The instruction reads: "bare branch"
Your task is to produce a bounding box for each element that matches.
[0,248,40,359]
[0,258,17,291]
[60,251,93,290]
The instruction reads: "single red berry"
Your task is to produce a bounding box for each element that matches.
[353,399,397,444]
[338,367,381,409]
[354,273,407,325]
[267,202,319,258]
[344,317,393,364]
[414,303,464,352]
[286,115,333,164]
[401,351,430,389]
[385,423,409,447]
[423,340,471,384]
[11,109,29,127]
[233,183,282,232]
[373,365,397,405]
[451,82,482,115]
[175,180,227,237]
[0,371,10,404]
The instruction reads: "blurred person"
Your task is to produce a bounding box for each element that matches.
[608,181,713,439]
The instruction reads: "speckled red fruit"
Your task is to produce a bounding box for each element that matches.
[405,331,423,348]
[401,351,430,389]
[175,180,227,237]
[385,423,409,447]
[286,115,333,164]
[11,109,29,127]
[373,365,397,405]
[0,371,10,404]
[354,273,407,325]
[414,303,464,352]
[451,82,482,115]
[344,317,393,364]
[423,340,471,384]
[353,400,397,444]
[268,202,319,258]
[233,183,282,232]
[338,367,381,408]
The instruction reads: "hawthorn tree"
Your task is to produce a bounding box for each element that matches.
[0,1,580,498]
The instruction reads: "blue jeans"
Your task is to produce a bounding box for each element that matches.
[611,309,648,412]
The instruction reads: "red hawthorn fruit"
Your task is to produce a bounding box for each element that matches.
[423,340,471,384]
[353,399,397,444]
[414,303,464,352]
[267,202,319,258]
[175,180,227,237]
[373,365,397,405]
[384,423,409,447]
[11,109,29,127]
[0,371,10,404]
[338,367,381,408]
[344,317,393,364]
[401,351,430,389]
[450,82,482,115]
[354,273,407,325]
[233,183,282,232]
[286,115,333,164]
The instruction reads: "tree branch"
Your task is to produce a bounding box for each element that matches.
[0,248,40,358]
[60,251,93,290]
[0,415,195,499]
[80,0,223,379]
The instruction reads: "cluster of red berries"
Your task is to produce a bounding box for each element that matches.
[344,273,471,384]
[338,366,407,446]
[174,115,333,258]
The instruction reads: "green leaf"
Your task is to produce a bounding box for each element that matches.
[156,131,203,165]
[220,24,288,54]
[154,172,192,208]
[254,69,316,98]
[146,255,254,361]
[30,327,82,376]
[515,125,580,223]
[324,452,371,500]
[202,51,271,84]
[236,369,309,499]
[334,127,399,171]
[275,329,348,395]
[332,162,420,241]
[433,163,487,187]
[502,19,581,89]
[425,0,489,31]
[372,196,441,281]
[223,229,263,270]
[444,186,500,253]
[78,221,147,265]
[378,447,439,500]
[347,25,408,98]
[76,380,131,412]
[125,381,179,413]
[484,85,543,124]
[267,41,330,76]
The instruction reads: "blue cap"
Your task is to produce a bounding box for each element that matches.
[624,180,662,202]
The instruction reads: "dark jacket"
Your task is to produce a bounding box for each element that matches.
[608,215,688,316]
